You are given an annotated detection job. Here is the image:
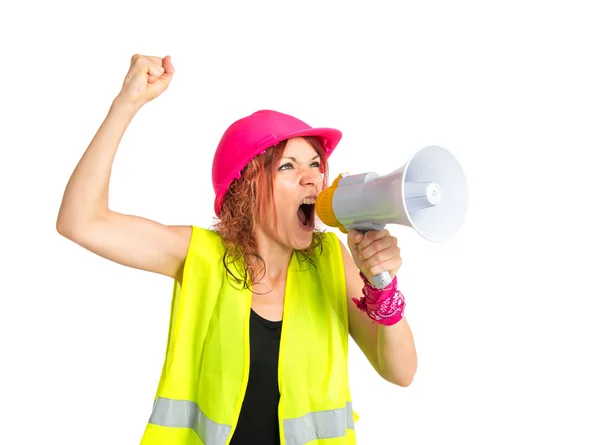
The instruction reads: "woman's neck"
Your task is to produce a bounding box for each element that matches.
[250,227,293,288]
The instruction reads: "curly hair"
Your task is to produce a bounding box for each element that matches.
[211,136,330,291]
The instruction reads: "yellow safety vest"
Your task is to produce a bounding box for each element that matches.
[139,226,358,445]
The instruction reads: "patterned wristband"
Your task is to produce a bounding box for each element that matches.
[352,272,406,326]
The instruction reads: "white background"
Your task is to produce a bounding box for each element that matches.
[2,1,599,444]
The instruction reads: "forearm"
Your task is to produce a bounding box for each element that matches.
[57,97,139,232]
[377,317,417,386]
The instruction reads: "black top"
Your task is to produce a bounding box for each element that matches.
[229,309,282,444]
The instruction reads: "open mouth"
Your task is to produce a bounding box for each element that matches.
[297,197,316,228]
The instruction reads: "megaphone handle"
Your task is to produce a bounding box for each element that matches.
[371,271,393,289]
[356,229,393,289]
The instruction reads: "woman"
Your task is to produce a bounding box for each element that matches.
[56,54,417,445]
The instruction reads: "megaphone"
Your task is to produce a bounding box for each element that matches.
[316,145,468,288]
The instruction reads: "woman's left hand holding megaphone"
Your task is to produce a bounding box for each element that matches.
[347,229,402,285]
[347,229,406,326]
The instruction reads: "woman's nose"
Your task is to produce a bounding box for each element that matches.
[300,167,323,186]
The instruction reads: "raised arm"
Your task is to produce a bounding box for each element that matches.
[56,54,191,281]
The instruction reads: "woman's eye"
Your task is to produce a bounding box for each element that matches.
[278,161,320,170]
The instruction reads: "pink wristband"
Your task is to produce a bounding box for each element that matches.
[352,272,406,326]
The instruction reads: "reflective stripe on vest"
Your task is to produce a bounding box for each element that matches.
[149,397,231,445]
[149,397,354,445]
[284,401,355,445]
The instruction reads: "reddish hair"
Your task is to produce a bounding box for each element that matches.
[212,136,330,290]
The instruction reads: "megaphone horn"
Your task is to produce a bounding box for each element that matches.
[316,145,468,288]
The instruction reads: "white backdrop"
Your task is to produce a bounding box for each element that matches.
[2,1,599,444]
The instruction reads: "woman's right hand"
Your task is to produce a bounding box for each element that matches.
[116,54,175,109]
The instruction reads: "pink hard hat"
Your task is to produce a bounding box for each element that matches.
[211,109,342,217]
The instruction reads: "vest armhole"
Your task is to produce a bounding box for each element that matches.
[178,226,225,283]
[323,231,349,333]
[188,225,225,256]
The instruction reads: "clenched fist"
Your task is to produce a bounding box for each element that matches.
[347,229,402,286]
[116,54,175,109]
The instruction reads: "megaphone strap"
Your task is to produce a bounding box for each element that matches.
[352,272,406,326]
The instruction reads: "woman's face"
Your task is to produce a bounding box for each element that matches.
[265,137,324,250]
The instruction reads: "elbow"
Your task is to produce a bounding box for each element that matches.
[382,363,417,387]
[56,215,77,240]
[56,216,70,238]
[56,214,87,242]
[387,371,416,387]
[56,208,104,241]
[394,374,415,387]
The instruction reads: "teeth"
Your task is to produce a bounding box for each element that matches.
[301,197,316,205]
